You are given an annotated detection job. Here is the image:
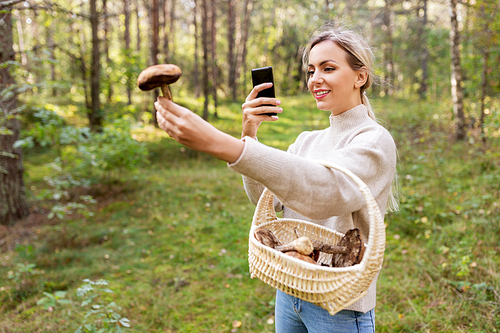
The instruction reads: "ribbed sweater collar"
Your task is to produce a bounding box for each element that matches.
[328,104,370,137]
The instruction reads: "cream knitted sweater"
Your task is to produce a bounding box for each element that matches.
[228,104,397,313]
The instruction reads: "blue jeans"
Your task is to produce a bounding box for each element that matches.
[275,290,375,333]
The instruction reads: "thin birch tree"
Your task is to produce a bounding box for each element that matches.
[449,0,466,140]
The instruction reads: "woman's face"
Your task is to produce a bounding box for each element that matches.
[307,41,365,116]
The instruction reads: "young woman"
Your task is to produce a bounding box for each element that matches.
[155,23,397,333]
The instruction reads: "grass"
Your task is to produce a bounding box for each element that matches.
[1,95,499,332]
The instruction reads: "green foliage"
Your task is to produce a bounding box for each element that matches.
[30,157,95,220]
[2,263,43,310]
[7,263,42,283]
[0,84,26,137]
[16,105,149,221]
[16,105,91,154]
[48,199,96,220]
[37,158,82,196]
[18,106,149,180]
[75,279,131,332]
[75,117,149,177]
[16,106,86,148]
[37,290,72,310]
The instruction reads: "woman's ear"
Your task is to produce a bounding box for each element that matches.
[354,68,368,89]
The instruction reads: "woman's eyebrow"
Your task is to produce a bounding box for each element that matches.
[309,59,339,67]
[320,60,338,66]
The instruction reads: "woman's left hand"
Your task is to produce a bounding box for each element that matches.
[154,97,244,163]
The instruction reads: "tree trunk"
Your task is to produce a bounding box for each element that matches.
[202,0,209,121]
[169,0,176,60]
[102,0,113,103]
[151,0,160,124]
[237,0,253,97]
[383,0,394,96]
[151,0,160,66]
[479,46,489,144]
[89,0,103,131]
[295,46,305,92]
[136,0,141,53]
[368,11,379,97]
[124,0,131,53]
[162,0,169,60]
[0,10,30,226]
[478,1,495,144]
[124,0,132,105]
[77,23,91,110]
[46,21,57,97]
[418,0,429,99]
[210,0,218,118]
[31,9,40,87]
[227,0,237,102]
[449,0,466,140]
[15,12,28,68]
[193,0,200,98]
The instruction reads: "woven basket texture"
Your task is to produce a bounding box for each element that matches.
[248,162,386,315]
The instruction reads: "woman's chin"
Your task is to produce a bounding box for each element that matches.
[315,102,331,112]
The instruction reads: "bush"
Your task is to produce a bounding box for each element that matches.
[76,117,149,177]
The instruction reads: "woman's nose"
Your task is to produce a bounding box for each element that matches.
[309,71,323,85]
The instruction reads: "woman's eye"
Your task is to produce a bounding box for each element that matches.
[307,70,315,77]
[324,67,335,72]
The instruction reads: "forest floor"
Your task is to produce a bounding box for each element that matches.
[1,95,499,332]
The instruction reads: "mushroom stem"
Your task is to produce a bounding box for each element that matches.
[285,251,317,264]
[161,84,172,100]
[292,229,348,254]
[275,236,313,256]
[311,241,349,255]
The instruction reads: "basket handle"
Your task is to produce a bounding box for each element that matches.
[251,187,278,228]
[251,160,385,269]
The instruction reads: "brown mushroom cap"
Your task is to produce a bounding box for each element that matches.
[332,228,366,267]
[137,64,182,91]
[254,228,282,249]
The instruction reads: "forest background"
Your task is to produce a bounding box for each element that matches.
[0,0,499,331]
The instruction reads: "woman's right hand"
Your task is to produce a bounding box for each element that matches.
[241,82,282,139]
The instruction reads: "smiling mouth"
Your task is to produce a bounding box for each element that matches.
[315,90,330,98]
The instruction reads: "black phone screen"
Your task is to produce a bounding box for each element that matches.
[251,66,276,116]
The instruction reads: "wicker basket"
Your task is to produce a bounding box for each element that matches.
[248,162,386,315]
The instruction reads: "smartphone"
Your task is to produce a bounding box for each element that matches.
[251,66,276,116]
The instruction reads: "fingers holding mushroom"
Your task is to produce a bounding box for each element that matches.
[154,98,201,142]
[154,98,183,136]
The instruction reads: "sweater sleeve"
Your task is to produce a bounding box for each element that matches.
[241,175,264,206]
[239,138,284,211]
[229,129,396,220]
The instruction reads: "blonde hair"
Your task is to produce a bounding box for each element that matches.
[303,23,376,121]
[303,23,399,212]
